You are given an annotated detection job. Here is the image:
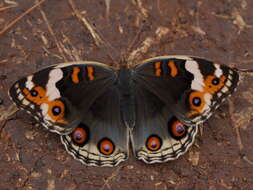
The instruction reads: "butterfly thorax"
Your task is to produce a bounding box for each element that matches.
[117,68,136,129]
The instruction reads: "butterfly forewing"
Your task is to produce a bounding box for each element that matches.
[134,56,240,126]
[9,61,117,135]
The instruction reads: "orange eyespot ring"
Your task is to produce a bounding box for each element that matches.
[48,100,65,121]
[171,121,186,137]
[168,117,187,140]
[98,138,115,155]
[203,75,226,94]
[23,86,46,105]
[188,91,205,113]
[70,123,89,146]
[146,135,162,151]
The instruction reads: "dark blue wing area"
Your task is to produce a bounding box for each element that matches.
[9,61,117,135]
[133,56,240,125]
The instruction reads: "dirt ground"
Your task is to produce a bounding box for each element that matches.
[1,0,253,189]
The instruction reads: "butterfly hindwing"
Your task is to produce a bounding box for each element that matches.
[9,61,116,135]
[131,83,198,163]
[61,83,129,166]
[134,56,240,126]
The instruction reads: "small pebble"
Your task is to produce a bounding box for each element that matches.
[0,98,3,105]
[0,75,7,80]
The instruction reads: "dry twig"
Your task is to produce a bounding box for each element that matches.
[228,99,253,165]
[68,0,104,47]
[0,0,45,36]
[37,0,67,61]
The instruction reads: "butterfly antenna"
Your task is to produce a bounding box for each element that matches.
[95,29,120,67]
[68,0,118,67]
[121,19,147,67]
[235,68,253,74]
[127,20,146,55]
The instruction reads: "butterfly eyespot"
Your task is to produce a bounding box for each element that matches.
[47,100,66,123]
[212,77,220,85]
[22,86,46,104]
[188,91,205,114]
[146,135,162,151]
[204,75,226,94]
[30,89,38,97]
[52,106,61,116]
[168,117,187,140]
[98,138,115,155]
[70,123,89,146]
[171,121,186,137]
[192,97,201,107]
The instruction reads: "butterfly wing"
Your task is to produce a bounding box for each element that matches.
[61,81,129,166]
[131,83,198,163]
[9,61,116,135]
[134,56,240,125]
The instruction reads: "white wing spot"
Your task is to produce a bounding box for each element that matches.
[203,93,212,110]
[226,80,232,87]
[26,75,34,90]
[22,98,30,106]
[18,93,24,100]
[185,60,204,91]
[214,64,223,77]
[46,69,63,101]
[221,86,229,93]
[41,103,49,117]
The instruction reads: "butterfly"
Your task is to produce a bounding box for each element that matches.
[9,55,241,167]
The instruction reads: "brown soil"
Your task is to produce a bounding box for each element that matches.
[1,0,253,189]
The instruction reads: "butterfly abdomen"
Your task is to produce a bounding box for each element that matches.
[117,69,136,128]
